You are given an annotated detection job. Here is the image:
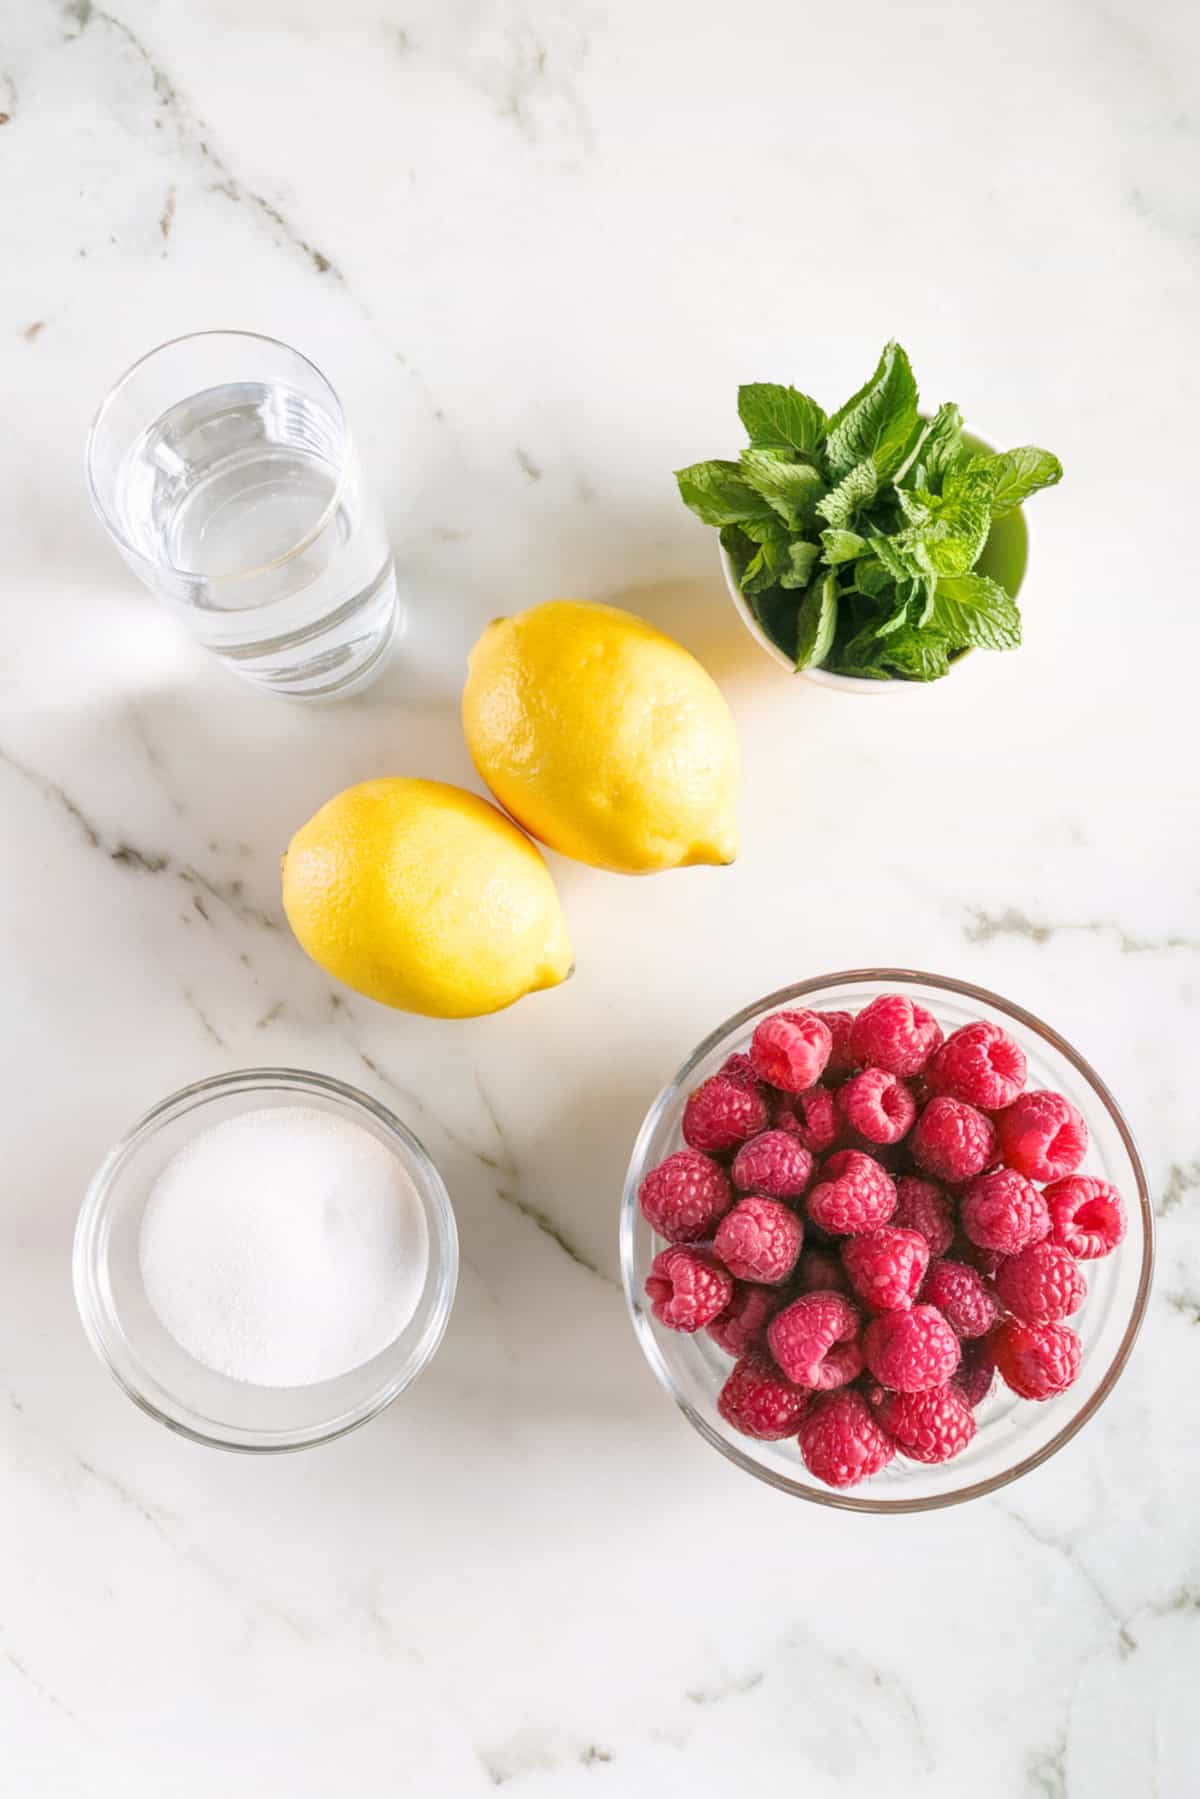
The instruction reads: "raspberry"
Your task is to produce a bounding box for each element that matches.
[995,1240,1086,1325]
[953,1337,997,1408]
[645,1247,732,1332]
[638,1149,732,1243]
[910,1096,997,1183]
[707,1281,781,1356]
[717,1351,810,1439]
[719,1052,762,1092]
[863,1304,960,1392]
[775,1087,840,1155]
[995,1090,1088,1182]
[798,1389,895,1488]
[872,1385,976,1464]
[891,1176,956,1256]
[682,1074,768,1154]
[849,993,943,1077]
[768,1290,863,1389]
[1044,1176,1126,1260]
[817,1010,858,1078]
[960,1167,1049,1256]
[749,1009,832,1093]
[837,1068,917,1145]
[920,1258,1002,1339]
[807,1150,897,1235]
[713,1195,803,1284]
[993,1318,1082,1400]
[925,1020,1027,1111]
[795,1245,852,1295]
[731,1130,813,1198]
[953,1235,1005,1280]
[842,1227,930,1313]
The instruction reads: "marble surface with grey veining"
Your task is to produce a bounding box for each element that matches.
[1,1,1198,1793]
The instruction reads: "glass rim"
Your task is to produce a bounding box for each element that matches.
[84,329,352,587]
[73,1066,459,1454]
[619,967,1155,1514]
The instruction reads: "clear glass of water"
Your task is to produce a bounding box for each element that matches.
[86,331,400,698]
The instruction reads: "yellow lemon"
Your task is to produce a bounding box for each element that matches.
[462,601,739,874]
[281,778,573,1018]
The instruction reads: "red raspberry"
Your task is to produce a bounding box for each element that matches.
[837,1068,917,1145]
[1044,1176,1126,1260]
[993,1318,1082,1400]
[849,993,943,1077]
[645,1246,732,1332]
[960,1167,1049,1256]
[953,1337,997,1408]
[863,1303,960,1392]
[638,1149,732,1243]
[749,1009,832,1093]
[719,1052,762,1092]
[891,1176,956,1257]
[872,1385,976,1464]
[925,1020,1027,1111]
[717,1351,810,1439]
[707,1281,781,1356]
[767,1290,862,1389]
[775,1087,840,1155]
[995,1090,1088,1182]
[817,1010,858,1078]
[910,1096,997,1183]
[794,1245,852,1295]
[807,1150,897,1235]
[995,1240,1086,1325]
[842,1227,929,1313]
[920,1258,1002,1339]
[713,1195,803,1285]
[798,1389,895,1488]
[731,1130,813,1198]
[682,1074,768,1154]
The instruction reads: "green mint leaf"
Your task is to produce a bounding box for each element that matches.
[852,555,896,600]
[895,486,934,527]
[897,463,993,576]
[820,528,867,566]
[830,622,894,676]
[740,535,789,596]
[738,383,827,456]
[816,456,878,529]
[738,448,826,528]
[929,573,1022,650]
[795,571,838,669]
[719,523,754,584]
[881,629,952,681]
[974,445,1063,518]
[675,460,779,529]
[874,593,911,638]
[865,532,918,584]
[825,342,919,480]
[922,403,966,485]
[780,539,821,589]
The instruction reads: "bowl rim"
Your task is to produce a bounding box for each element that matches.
[619,967,1155,1513]
[73,1066,459,1454]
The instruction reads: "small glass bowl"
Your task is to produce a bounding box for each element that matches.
[620,970,1153,1512]
[73,1069,458,1453]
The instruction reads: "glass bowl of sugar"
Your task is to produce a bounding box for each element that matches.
[73,1069,458,1451]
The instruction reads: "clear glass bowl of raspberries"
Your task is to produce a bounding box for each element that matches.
[621,970,1153,1511]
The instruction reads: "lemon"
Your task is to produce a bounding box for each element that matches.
[462,601,739,875]
[281,778,573,1018]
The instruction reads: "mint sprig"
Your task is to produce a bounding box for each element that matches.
[675,343,1062,681]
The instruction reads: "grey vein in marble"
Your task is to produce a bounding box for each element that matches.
[65,4,342,280]
[474,1071,610,1282]
[685,1670,764,1705]
[1165,1291,1200,1325]
[1000,1507,1135,1658]
[1026,1729,1068,1799]
[964,905,1200,955]
[514,447,542,481]
[2,1649,80,1725]
[1159,1160,1200,1216]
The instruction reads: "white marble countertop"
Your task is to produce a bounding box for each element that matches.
[3,1,1198,1792]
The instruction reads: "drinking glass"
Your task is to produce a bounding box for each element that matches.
[86,331,400,698]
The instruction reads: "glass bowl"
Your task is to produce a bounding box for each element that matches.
[620,970,1153,1512]
[73,1069,458,1453]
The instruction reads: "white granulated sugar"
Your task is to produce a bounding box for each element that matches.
[139,1105,429,1388]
